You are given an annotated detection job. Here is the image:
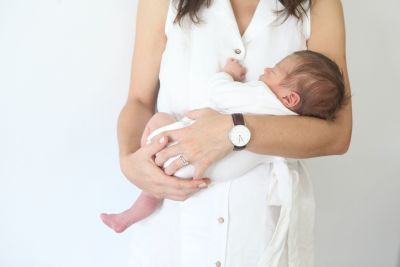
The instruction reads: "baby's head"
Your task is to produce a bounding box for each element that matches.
[259,50,346,120]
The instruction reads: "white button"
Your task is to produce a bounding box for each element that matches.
[217,217,225,224]
[234,48,242,54]
[215,261,221,267]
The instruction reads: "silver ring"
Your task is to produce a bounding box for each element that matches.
[179,155,189,166]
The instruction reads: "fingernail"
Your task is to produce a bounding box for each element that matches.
[159,136,165,143]
[198,183,208,189]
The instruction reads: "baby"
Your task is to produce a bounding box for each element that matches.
[100,50,346,233]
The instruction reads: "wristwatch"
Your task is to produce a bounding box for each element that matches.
[228,113,251,151]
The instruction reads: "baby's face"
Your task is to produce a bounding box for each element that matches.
[258,55,297,98]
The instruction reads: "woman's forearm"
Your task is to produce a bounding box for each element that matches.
[244,102,352,158]
[117,99,154,159]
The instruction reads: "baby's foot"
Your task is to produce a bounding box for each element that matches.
[100,213,131,233]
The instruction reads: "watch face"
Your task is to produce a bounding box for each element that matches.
[229,125,251,147]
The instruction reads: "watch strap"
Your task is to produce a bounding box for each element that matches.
[231,113,247,151]
[232,113,245,126]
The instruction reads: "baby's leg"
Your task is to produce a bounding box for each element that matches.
[100,191,161,233]
[100,112,177,233]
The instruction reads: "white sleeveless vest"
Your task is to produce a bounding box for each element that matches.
[129,1,315,267]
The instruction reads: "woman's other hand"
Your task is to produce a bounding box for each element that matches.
[120,135,211,201]
[154,108,234,179]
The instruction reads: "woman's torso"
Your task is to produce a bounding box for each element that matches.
[129,1,312,266]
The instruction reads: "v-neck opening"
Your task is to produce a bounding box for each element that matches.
[228,0,263,39]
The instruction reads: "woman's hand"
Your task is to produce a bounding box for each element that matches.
[153,108,234,179]
[120,136,211,201]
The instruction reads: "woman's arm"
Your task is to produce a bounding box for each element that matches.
[118,0,211,200]
[154,0,352,178]
[245,0,352,157]
[118,0,168,157]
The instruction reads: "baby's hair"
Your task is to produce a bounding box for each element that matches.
[281,50,349,120]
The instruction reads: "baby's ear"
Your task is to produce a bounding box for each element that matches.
[282,91,300,108]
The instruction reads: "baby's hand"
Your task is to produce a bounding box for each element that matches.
[223,58,246,81]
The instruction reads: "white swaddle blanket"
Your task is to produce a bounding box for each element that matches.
[147,72,306,266]
[147,72,297,181]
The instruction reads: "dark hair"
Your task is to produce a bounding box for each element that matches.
[173,0,310,24]
[281,50,349,120]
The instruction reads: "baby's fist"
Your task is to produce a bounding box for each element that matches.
[223,58,246,81]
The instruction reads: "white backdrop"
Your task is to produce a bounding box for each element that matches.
[0,0,399,266]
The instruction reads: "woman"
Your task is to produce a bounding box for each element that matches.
[119,0,352,266]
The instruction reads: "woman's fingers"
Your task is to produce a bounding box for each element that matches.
[142,145,211,201]
[155,143,183,167]
[143,135,169,157]
[121,133,211,202]
[164,158,208,179]
[193,162,208,180]
[162,154,189,175]
[154,174,211,201]
[152,128,182,144]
